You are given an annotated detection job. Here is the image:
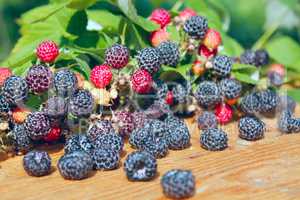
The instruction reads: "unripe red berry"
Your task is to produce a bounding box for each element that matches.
[179,8,197,22]
[36,40,59,63]
[215,103,233,124]
[131,69,153,94]
[198,44,218,59]
[149,8,171,28]
[0,67,12,87]
[150,27,170,47]
[192,60,205,76]
[203,29,222,50]
[90,65,113,89]
[165,91,174,105]
[44,127,61,142]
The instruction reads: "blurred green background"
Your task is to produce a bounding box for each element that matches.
[0,0,299,62]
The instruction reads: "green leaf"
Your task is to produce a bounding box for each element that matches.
[67,10,88,36]
[87,10,122,33]
[160,64,191,80]
[220,34,244,56]
[67,0,97,10]
[72,57,91,78]
[117,0,159,32]
[5,8,76,69]
[287,89,300,102]
[166,25,180,43]
[266,36,300,69]
[232,63,257,71]
[232,71,258,84]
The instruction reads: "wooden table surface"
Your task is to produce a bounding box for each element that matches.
[1,109,300,200]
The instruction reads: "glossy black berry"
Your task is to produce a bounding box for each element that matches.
[239,92,261,115]
[0,95,10,116]
[43,96,68,119]
[93,132,124,153]
[105,43,129,69]
[136,47,161,74]
[157,41,180,67]
[124,151,157,181]
[24,112,51,140]
[53,69,78,97]
[255,49,269,66]
[87,119,114,140]
[257,89,279,114]
[197,111,218,130]
[212,55,233,77]
[3,76,28,105]
[219,78,242,100]
[238,116,265,141]
[278,110,300,134]
[194,81,221,108]
[11,124,33,153]
[58,151,93,180]
[172,82,191,104]
[161,169,195,199]
[69,89,95,117]
[64,134,94,155]
[23,151,51,177]
[200,128,228,151]
[92,148,120,170]
[240,50,256,65]
[183,15,208,39]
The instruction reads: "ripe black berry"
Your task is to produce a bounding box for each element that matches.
[200,128,228,151]
[194,81,221,108]
[43,96,68,119]
[11,124,33,153]
[105,43,130,69]
[164,115,190,150]
[183,15,208,39]
[197,111,218,130]
[132,111,148,130]
[145,100,171,119]
[53,69,78,97]
[114,110,134,137]
[64,134,94,155]
[142,136,169,158]
[212,55,233,77]
[58,151,93,180]
[87,119,114,140]
[239,92,261,115]
[23,151,51,177]
[161,169,195,199]
[278,110,300,134]
[240,50,256,65]
[3,76,28,105]
[219,78,242,100]
[92,148,120,170]
[157,41,180,67]
[25,64,53,94]
[238,116,265,141]
[255,49,269,66]
[0,95,10,116]
[136,47,161,74]
[257,89,279,114]
[93,132,124,153]
[24,112,51,140]
[172,82,191,104]
[69,89,95,117]
[124,151,157,181]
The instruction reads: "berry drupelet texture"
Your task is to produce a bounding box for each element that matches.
[131,69,153,94]
[53,69,78,97]
[197,111,218,130]
[43,96,68,119]
[36,40,59,63]
[2,76,28,105]
[200,128,228,151]
[183,15,208,39]
[240,50,256,66]
[69,89,95,117]
[25,64,53,94]
[132,111,148,130]
[161,169,195,199]
[255,49,269,66]
[57,151,93,180]
[212,55,233,77]
[219,78,242,100]
[124,151,157,181]
[93,132,124,153]
[105,43,130,69]
[278,110,300,134]
[23,151,52,177]
[136,47,162,74]
[24,112,51,140]
[92,148,120,170]
[87,120,114,140]
[194,81,221,108]
[11,124,33,153]
[257,89,279,114]
[114,110,135,137]
[238,116,265,141]
[239,92,261,115]
[172,82,191,104]
[157,41,180,67]
[90,65,112,89]
[64,134,94,155]
[149,8,171,28]
[0,96,10,116]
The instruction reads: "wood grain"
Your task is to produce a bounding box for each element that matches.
[1,109,300,200]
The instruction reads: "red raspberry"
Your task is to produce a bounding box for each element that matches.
[203,29,222,50]
[198,44,218,59]
[179,8,197,22]
[192,60,205,76]
[90,65,113,89]
[36,40,59,63]
[0,67,12,87]
[44,127,61,142]
[165,91,174,105]
[150,27,170,47]
[131,69,153,94]
[215,103,233,124]
[149,8,171,28]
